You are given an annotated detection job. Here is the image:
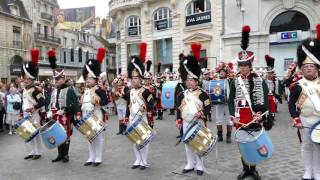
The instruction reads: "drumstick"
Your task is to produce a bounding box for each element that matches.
[232,111,269,127]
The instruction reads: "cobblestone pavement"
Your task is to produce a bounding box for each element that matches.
[0,103,303,180]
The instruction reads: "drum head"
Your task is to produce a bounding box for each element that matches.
[182,122,200,142]
[235,123,263,143]
[310,121,320,143]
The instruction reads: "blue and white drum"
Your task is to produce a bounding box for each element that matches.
[40,121,67,149]
[208,79,228,104]
[161,81,179,109]
[309,121,320,143]
[235,123,274,165]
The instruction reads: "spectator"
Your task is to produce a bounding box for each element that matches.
[6,86,21,135]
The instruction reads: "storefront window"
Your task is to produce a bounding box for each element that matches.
[153,7,172,31]
[186,0,211,16]
[270,11,310,33]
[127,16,141,36]
[127,43,139,61]
[154,38,172,70]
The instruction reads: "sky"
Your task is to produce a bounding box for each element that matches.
[57,0,109,18]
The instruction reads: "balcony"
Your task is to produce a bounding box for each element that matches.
[12,41,22,49]
[34,32,61,44]
[109,0,142,16]
[40,12,53,21]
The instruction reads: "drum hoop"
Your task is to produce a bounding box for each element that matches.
[309,120,320,140]
[126,116,143,133]
[182,121,201,142]
[25,130,40,143]
[234,124,264,143]
[88,126,106,143]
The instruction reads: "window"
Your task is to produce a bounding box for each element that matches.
[63,50,66,63]
[9,5,19,16]
[186,0,211,16]
[78,48,82,63]
[127,16,141,36]
[70,48,74,62]
[51,27,54,37]
[270,11,310,33]
[37,23,41,33]
[12,26,21,48]
[63,37,67,47]
[153,7,172,31]
[44,26,48,37]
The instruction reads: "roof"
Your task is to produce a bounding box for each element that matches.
[0,0,31,21]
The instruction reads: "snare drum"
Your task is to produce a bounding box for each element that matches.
[208,79,228,104]
[235,123,273,165]
[125,116,155,150]
[14,115,40,142]
[40,121,67,149]
[309,121,320,143]
[74,113,105,142]
[182,121,218,157]
[161,81,179,109]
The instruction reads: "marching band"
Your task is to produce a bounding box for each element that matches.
[10,23,320,180]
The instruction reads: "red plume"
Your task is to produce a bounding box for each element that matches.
[30,49,39,64]
[191,42,202,62]
[47,50,55,58]
[139,42,147,63]
[96,48,106,64]
[242,25,251,33]
[316,24,320,40]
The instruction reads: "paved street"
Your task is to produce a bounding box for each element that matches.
[0,103,303,180]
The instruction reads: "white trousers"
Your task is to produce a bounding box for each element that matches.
[183,122,204,171]
[25,112,42,155]
[215,104,232,126]
[133,144,149,166]
[87,131,105,163]
[301,116,320,180]
[116,104,127,120]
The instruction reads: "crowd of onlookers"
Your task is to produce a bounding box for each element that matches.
[0,78,116,135]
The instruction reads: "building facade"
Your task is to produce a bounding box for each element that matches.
[222,0,320,77]
[0,0,33,82]
[109,0,223,73]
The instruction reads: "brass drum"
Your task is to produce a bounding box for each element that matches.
[75,113,105,142]
[14,115,40,142]
[125,116,155,150]
[182,121,218,157]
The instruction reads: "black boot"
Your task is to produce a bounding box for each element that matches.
[217,131,223,142]
[169,109,175,115]
[226,125,232,143]
[156,110,160,120]
[250,166,261,180]
[121,124,127,135]
[116,121,122,135]
[62,142,70,163]
[237,159,251,180]
[159,111,163,120]
[207,113,212,122]
[52,145,63,162]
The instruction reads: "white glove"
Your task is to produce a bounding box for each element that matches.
[57,110,65,116]
[46,111,52,119]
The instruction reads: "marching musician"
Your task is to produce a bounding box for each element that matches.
[125,42,154,170]
[168,65,176,116]
[154,63,163,120]
[228,26,269,180]
[21,49,45,160]
[201,58,212,122]
[176,43,211,176]
[144,60,156,128]
[265,55,281,118]
[112,75,129,135]
[46,50,81,163]
[82,48,109,167]
[289,24,320,180]
[214,62,233,143]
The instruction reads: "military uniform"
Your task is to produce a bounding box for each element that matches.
[21,49,45,160]
[126,42,155,170]
[82,48,108,167]
[289,25,320,180]
[112,80,129,135]
[144,61,156,128]
[176,43,211,176]
[228,26,269,180]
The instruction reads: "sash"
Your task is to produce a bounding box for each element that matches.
[299,78,320,112]
[237,77,254,113]
[184,90,199,115]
